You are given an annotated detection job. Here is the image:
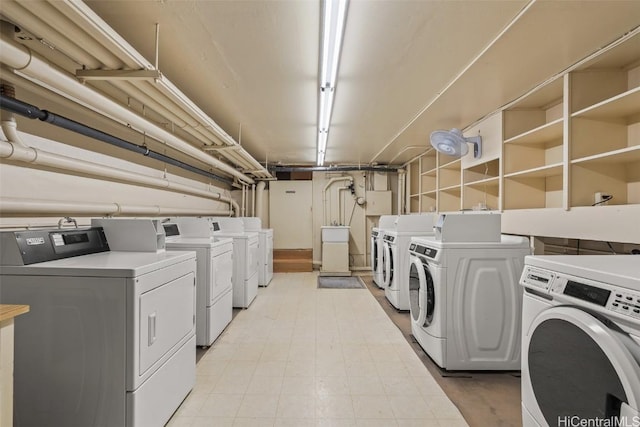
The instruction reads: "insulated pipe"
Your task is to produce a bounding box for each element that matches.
[255,181,266,221]
[0,197,231,217]
[398,168,406,215]
[4,3,270,178]
[251,184,256,217]
[0,122,239,212]
[322,176,353,226]
[0,33,255,184]
[0,94,236,187]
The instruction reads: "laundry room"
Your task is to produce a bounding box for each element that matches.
[0,1,639,427]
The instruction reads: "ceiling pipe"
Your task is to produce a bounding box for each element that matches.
[255,181,266,221]
[0,30,255,185]
[0,197,231,217]
[0,120,240,214]
[0,93,237,187]
[271,165,400,173]
[15,1,271,179]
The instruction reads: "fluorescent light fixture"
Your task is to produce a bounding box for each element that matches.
[317,0,348,165]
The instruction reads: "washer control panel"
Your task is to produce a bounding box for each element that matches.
[520,266,554,291]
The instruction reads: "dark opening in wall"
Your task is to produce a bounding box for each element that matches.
[275,171,312,180]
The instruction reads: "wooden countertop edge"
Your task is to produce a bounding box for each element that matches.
[0,304,30,322]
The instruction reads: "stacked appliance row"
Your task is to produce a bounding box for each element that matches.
[0,215,272,427]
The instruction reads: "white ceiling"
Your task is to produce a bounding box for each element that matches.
[3,0,640,169]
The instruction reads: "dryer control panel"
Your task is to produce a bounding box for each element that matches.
[0,228,109,265]
[521,265,640,320]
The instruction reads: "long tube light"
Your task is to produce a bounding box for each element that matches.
[317,0,348,166]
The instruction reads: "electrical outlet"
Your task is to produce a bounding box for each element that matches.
[594,192,611,206]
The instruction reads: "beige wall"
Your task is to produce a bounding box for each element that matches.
[269,180,313,249]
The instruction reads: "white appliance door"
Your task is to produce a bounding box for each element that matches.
[409,256,434,328]
[248,239,259,276]
[139,271,195,376]
[523,305,640,426]
[212,248,233,303]
[383,243,393,288]
[266,234,273,274]
[371,235,377,271]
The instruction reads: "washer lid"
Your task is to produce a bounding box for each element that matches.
[526,306,640,425]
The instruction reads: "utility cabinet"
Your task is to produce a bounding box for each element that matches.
[365,191,392,216]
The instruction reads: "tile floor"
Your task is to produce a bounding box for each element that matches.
[168,272,469,427]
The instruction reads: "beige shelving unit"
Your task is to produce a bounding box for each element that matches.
[404,30,640,243]
[503,78,564,210]
[569,47,640,207]
[438,155,462,212]
[463,158,500,211]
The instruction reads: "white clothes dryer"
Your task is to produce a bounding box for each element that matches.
[175,217,259,308]
[382,214,436,310]
[408,234,530,370]
[242,217,273,287]
[372,215,397,288]
[520,255,640,427]
[0,224,197,427]
[163,223,234,347]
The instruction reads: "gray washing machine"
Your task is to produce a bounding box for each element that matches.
[0,223,197,427]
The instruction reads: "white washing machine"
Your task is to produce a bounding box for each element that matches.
[382,214,436,310]
[242,217,273,287]
[0,222,197,427]
[163,222,234,347]
[520,255,640,427]
[175,217,259,308]
[372,215,397,288]
[408,212,530,370]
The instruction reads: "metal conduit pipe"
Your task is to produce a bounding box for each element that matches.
[271,165,400,173]
[0,94,237,188]
[0,33,255,184]
[0,121,239,213]
[0,197,231,217]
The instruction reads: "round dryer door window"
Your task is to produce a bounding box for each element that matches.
[408,257,435,327]
[525,306,640,426]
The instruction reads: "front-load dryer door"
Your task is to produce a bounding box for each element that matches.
[371,236,378,272]
[409,256,435,328]
[382,242,392,288]
[523,306,640,427]
[212,248,233,302]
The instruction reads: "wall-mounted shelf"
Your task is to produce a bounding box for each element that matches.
[404,30,640,242]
